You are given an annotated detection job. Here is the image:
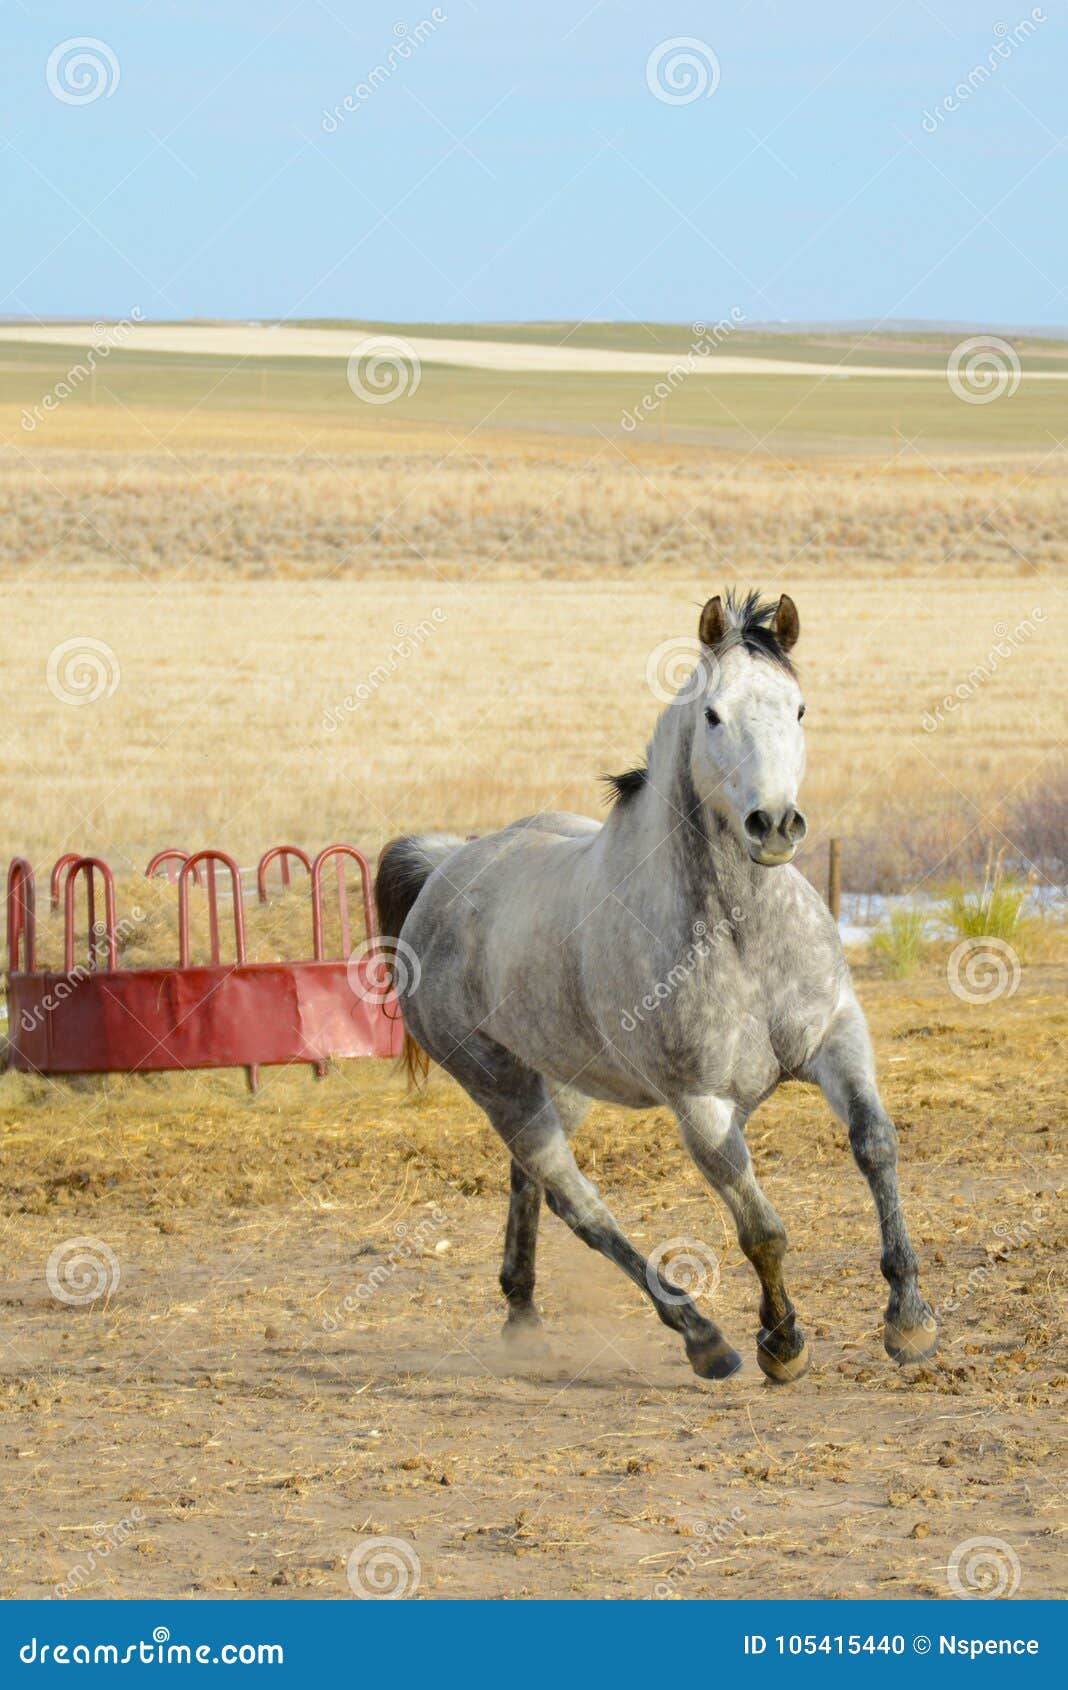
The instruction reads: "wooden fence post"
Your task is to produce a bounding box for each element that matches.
[827,838,842,923]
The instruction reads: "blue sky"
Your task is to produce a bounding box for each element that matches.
[4,0,1066,325]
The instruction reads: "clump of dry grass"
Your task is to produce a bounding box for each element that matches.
[28,873,368,974]
[799,809,999,897]
[871,909,930,977]
[802,763,1068,896]
[942,851,1032,945]
[1005,761,1068,880]
[1,440,1064,580]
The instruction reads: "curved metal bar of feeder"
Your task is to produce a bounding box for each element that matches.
[7,857,37,973]
[178,850,246,968]
[145,848,202,886]
[63,858,117,974]
[50,853,82,912]
[256,844,312,904]
[310,845,375,961]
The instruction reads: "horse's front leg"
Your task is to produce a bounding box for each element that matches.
[809,1004,937,1364]
[676,1097,810,1383]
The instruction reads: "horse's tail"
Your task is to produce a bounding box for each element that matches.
[374,833,463,1087]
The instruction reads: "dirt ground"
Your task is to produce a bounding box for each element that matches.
[0,958,1063,1601]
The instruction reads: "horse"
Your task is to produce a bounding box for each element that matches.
[374,589,937,1383]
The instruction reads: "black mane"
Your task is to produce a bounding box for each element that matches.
[602,766,648,805]
[717,587,798,676]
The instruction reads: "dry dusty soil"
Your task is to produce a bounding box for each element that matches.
[0,963,1064,1601]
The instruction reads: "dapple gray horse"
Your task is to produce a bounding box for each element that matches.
[375,591,936,1383]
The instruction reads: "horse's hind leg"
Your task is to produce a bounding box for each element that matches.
[499,1085,589,1346]
[431,1033,740,1379]
[500,1160,543,1341]
[810,1007,936,1364]
[677,1097,810,1384]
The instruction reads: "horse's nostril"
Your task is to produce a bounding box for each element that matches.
[744,809,772,843]
[784,808,808,843]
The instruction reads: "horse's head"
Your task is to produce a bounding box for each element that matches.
[689,590,807,867]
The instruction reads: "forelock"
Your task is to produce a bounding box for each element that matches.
[712,588,798,676]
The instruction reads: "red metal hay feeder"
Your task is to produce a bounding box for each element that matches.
[5,844,402,1092]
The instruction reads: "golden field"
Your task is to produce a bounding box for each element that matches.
[2,427,1066,582]
[0,346,1064,1600]
[0,572,1060,891]
[0,365,1064,885]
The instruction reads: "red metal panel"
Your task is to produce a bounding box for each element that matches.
[63,858,117,972]
[145,848,202,886]
[178,851,245,967]
[6,958,401,1075]
[50,854,82,911]
[7,859,36,972]
[256,845,311,902]
[4,844,404,1083]
[311,844,376,957]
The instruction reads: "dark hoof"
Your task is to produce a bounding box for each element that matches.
[884,1314,938,1365]
[501,1313,551,1357]
[757,1335,811,1384]
[686,1335,743,1380]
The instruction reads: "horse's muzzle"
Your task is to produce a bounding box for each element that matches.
[744,806,807,866]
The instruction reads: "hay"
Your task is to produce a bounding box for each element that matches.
[29,868,370,974]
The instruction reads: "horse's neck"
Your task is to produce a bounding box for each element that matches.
[606,703,767,925]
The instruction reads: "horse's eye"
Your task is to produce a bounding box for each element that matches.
[704,707,721,727]
[797,704,806,721]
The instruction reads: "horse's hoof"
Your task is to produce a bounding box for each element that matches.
[501,1314,550,1357]
[884,1316,938,1365]
[757,1336,811,1384]
[686,1335,743,1380]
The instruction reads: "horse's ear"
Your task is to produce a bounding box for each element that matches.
[773,594,800,652]
[699,596,726,648]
